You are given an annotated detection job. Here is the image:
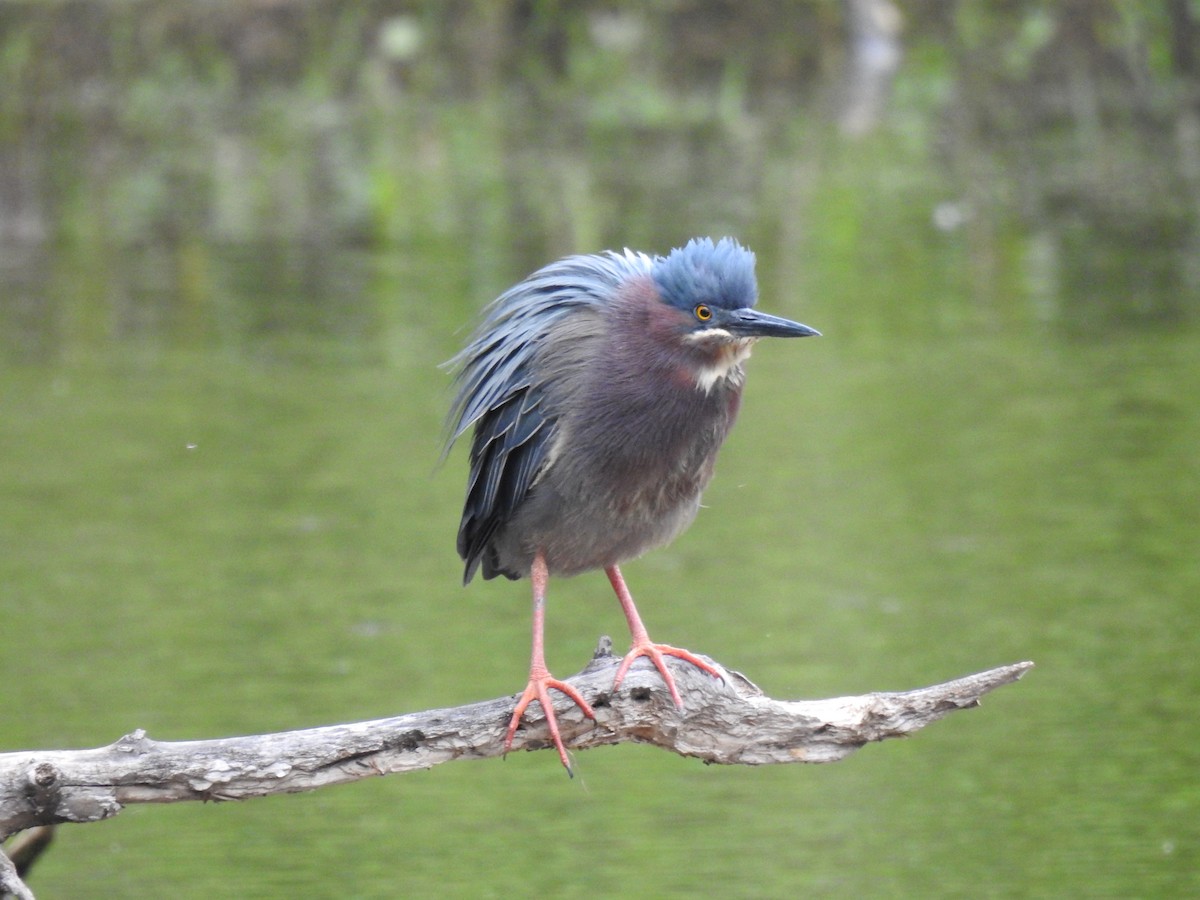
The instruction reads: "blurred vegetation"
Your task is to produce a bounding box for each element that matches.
[1,0,1198,338]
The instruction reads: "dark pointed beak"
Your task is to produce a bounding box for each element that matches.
[724,308,821,339]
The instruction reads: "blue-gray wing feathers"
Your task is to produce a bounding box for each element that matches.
[446,249,652,582]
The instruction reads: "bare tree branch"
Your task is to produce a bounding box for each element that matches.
[0,845,36,900]
[1,640,1033,849]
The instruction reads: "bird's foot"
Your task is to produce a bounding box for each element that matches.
[504,670,596,776]
[613,641,724,709]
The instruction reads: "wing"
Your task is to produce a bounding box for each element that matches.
[456,381,552,582]
[445,248,653,583]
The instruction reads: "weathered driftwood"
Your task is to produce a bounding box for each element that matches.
[1,640,1031,862]
[1,827,48,900]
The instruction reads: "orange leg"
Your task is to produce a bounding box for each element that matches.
[606,565,723,707]
[504,551,596,775]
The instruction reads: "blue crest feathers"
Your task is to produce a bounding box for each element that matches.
[651,237,758,313]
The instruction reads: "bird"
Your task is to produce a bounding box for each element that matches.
[445,236,819,774]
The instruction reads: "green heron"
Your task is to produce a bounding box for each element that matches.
[446,237,818,774]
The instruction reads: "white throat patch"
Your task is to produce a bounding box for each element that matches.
[690,335,755,393]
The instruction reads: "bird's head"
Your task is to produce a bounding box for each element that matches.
[646,237,819,389]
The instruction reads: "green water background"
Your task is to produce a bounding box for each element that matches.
[2,2,1198,896]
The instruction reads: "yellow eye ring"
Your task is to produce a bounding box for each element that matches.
[694,304,713,322]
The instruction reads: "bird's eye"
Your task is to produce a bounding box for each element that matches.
[694,304,713,322]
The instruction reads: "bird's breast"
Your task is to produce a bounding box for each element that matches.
[568,369,740,510]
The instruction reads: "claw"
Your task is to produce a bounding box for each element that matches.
[605,565,723,709]
[504,672,596,775]
[613,641,724,709]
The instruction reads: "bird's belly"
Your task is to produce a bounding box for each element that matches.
[491,470,705,578]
